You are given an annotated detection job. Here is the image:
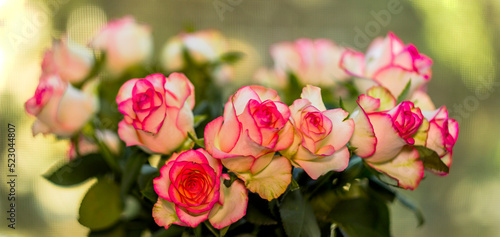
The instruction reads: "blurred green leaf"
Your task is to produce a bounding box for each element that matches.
[79,178,122,231]
[396,193,425,226]
[121,150,150,196]
[279,190,321,237]
[414,146,449,174]
[193,114,208,128]
[397,80,411,103]
[43,153,111,186]
[151,225,185,237]
[218,51,244,65]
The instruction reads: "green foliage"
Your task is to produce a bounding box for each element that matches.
[397,80,411,103]
[79,178,122,231]
[279,190,321,237]
[414,145,449,174]
[43,153,111,186]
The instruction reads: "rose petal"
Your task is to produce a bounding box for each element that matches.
[366,86,397,110]
[116,79,139,104]
[339,49,365,77]
[152,198,186,229]
[175,206,210,227]
[349,106,377,158]
[154,161,175,201]
[364,113,406,163]
[237,156,292,201]
[368,146,424,190]
[295,146,350,179]
[410,90,435,111]
[319,109,354,150]
[300,85,326,111]
[56,85,96,132]
[209,179,248,229]
[357,94,381,113]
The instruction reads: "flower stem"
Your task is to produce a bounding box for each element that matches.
[204,220,219,237]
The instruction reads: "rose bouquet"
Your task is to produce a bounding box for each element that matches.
[27,16,459,237]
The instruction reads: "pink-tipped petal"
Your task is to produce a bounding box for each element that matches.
[357,94,381,113]
[349,107,377,158]
[175,206,210,227]
[153,161,175,201]
[366,86,397,110]
[295,146,350,179]
[118,120,142,147]
[368,146,424,190]
[300,85,326,111]
[339,49,365,77]
[410,90,435,111]
[237,156,292,201]
[209,179,248,229]
[152,198,185,229]
[365,113,406,163]
[116,79,139,104]
[221,156,255,173]
[320,109,354,150]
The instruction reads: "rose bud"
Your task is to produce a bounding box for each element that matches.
[50,36,94,83]
[25,74,99,137]
[90,16,153,74]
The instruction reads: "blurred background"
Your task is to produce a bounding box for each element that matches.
[0,0,499,236]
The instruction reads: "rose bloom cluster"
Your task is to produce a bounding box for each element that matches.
[25,15,458,231]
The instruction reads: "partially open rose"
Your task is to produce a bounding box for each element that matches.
[116,73,195,154]
[283,86,354,179]
[153,149,247,229]
[25,74,98,137]
[91,16,153,74]
[349,87,427,189]
[205,85,294,200]
[340,32,432,97]
[48,36,94,83]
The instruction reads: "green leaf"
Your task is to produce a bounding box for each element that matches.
[139,169,160,203]
[43,154,111,186]
[414,145,449,174]
[246,193,278,226]
[279,190,321,237]
[193,114,208,128]
[339,97,346,111]
[151,225,185,237]
[330,198,390,237]
[188,132,205,149]
[397,79,411,103]
[218,51,244,65]
[79,178,122,230]
[396,193,425,226]
[121,150,150,196]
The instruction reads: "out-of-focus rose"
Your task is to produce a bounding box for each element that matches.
[67,130,121,160]
[282,86,354,179]
[160,29,233,84]
[349,87,427,189]
[259,38,349,88]
[25,74,98,137]
[340,32,432,97]
[153,149,247,229]
[47,36,94,83]
[205,85,293,200]
[423,106,459,173]
[91,16,153,74]
[116,73,195,154]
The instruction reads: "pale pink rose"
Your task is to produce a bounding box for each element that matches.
[91,16,153,74]
[47,36,94,83]
[340,32,432,97]
[264,38,350,87]
[160,29,233,84]
[153,149,247,229]
[67,130,121,160]
[116,73,195,154]
[25,74,98,137]
[282,86,354,179]
[204,85,294,200]
[349,88,426,189]
[422,106,459,173]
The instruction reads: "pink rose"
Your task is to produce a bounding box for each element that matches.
[116,73,195,154]
[422,106,459,172]
[91,16,153,74]
[47,36,94,83]
[283,86,354,179]
[160,29,233,85]
[25,74,98,137]
[256,39,349,88]
[153,149,247,229]
[340,32,432,97]
[349,88,427,189]
[205,85,293,200]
